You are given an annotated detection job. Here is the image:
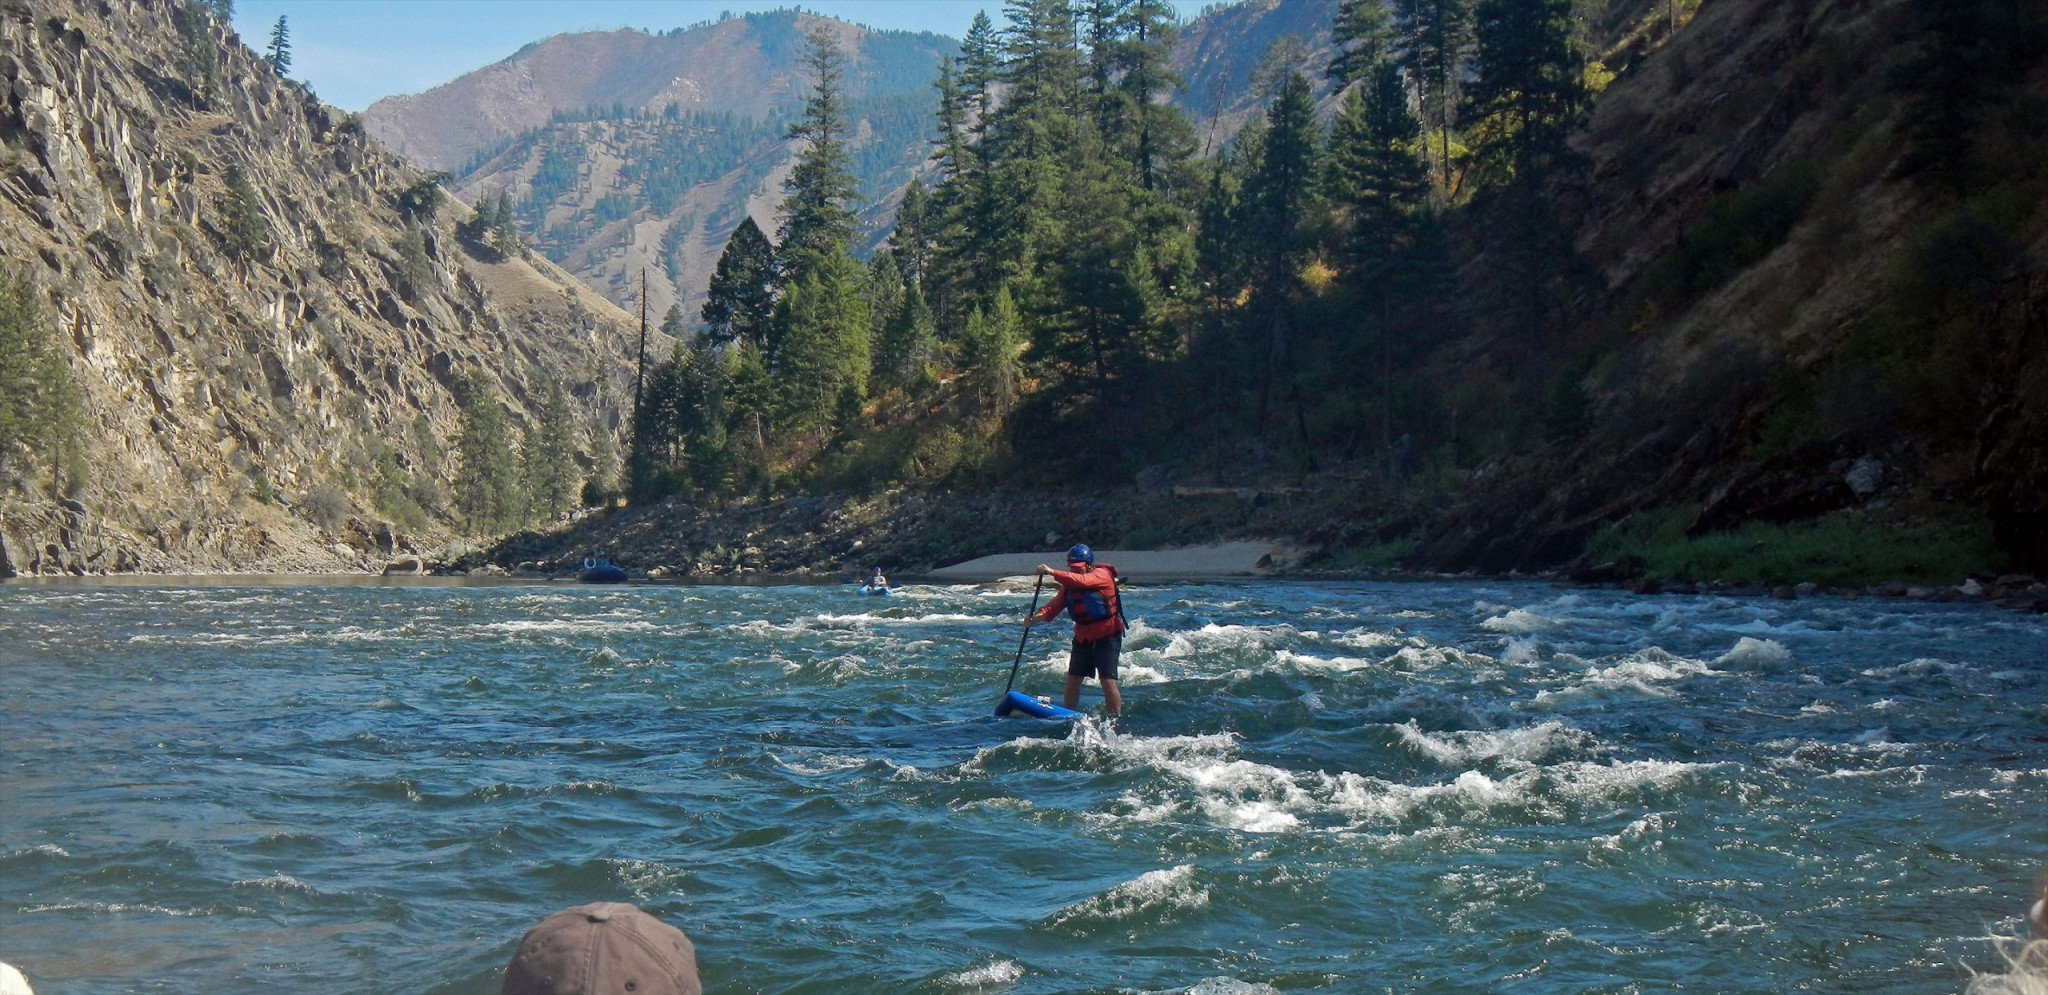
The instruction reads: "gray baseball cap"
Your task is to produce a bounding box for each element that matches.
[501,902,700,995]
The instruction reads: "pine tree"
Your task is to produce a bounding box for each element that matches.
[1890,0,2043,194]
[961,288,1023,413]
[217,165,269,260]
[488,193,522,259]
[1328,0,1393,88]
[888,179,933,291]
[873,287,937,392]
[777,28,861,277]
[1466,0,1582,189]
[1391,0,1472,192]
[1326,62,1439,461]
[453,373,524,533]
[773,248,871,433]
[1466,0,1585,343]
[523,379,579,520]
[174,1,224,108]
[0,270,81,490]
[265,15,291,77]
[1326,61,1430,272]
[1235,70,1322,301]
[700,216,777,353]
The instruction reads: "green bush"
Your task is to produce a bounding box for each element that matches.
[1586,505,2001,587]
[1627,164,1822,316]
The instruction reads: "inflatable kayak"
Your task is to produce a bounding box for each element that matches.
[995,690,1083,721]
[858,584,893,596]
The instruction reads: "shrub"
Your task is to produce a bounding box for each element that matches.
[303,481,351,532]
[1586,505,2002,587]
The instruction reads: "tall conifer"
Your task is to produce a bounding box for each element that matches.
[701,216,777,353]
[777,28,861,277]
[265,15,291,76]
[1390,0,1472,192]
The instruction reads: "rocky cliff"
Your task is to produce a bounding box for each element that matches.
[0,0,641,576]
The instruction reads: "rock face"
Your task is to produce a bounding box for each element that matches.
[1409,0,2048,574]
[0,0,642,575]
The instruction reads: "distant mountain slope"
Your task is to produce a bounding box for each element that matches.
[362,11,952,174]
[364,9,950,322]
[0,0,640,575]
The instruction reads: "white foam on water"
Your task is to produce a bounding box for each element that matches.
[1047,864,1208,929]
[1270,649,1378,674]
[231,873,320,894]
[1862,657,1960,678]
[1501,637,1542,666]
[771,752,871,776]
[1481,609,1555,633]
[780,654,868,683]
[606,857,691,898]
[6,844,70,858]
[1715,637,1793,670]
[1394,720,1593,767]
[20,900,256,917]
[1530,649,1718,706]
[1330,627,1403,650]
[1384,643,1491,673]
[477,619,658,635]
[1589,811,1672,853]
[1183,979,1284,995]
[942,959,1025,989]
[1356,758,1712,827]
[1159,623,1300,659]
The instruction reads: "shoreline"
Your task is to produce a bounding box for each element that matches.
[1,545,2041,612]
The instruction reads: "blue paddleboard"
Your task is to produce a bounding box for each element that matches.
[995,690,1083,721]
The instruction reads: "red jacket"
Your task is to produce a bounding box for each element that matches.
[1035,563,1126,644]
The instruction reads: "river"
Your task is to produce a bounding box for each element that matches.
[1,577,2044,993]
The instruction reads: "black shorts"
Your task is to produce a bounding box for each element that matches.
[1068,634,1121,682]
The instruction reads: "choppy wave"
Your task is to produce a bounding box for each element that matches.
[1047,865,1208,930]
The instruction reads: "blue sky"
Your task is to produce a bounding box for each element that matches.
[230,1,1007,111]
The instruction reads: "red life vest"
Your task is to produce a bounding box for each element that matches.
[1039,563,1124,643]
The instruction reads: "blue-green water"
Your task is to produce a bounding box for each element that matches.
[2,578,2046,993]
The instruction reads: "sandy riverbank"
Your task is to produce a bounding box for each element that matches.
[925,542,1299,582]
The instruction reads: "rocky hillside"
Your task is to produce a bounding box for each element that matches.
[0,0,641,576]
[1410,0,2048,575]
[362,10,952,323]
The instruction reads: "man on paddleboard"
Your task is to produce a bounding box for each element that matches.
[1024,543,1126,716]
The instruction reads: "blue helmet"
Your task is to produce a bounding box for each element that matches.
[1066,543,1094,565]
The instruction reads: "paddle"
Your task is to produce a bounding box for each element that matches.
[1002,572,1047,697]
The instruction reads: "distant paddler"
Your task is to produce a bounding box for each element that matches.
[1022,544,1127,717]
